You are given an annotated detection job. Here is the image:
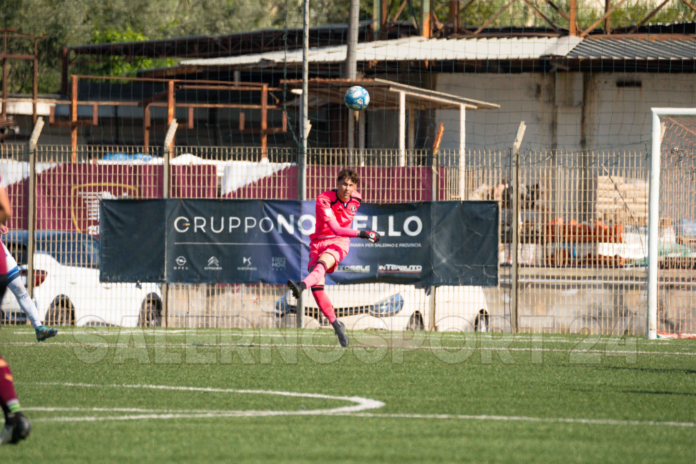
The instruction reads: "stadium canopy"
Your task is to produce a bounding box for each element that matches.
[280,77,499,153]
[180,36,583,69]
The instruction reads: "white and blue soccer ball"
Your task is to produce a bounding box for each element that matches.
[344,86,370,111]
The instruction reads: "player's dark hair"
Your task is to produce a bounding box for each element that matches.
[337,169,359,185]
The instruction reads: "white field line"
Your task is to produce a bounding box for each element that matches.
[341,413,696,428]
[24,407,202,413]
[8,329,688,346]
[21,383,695,428]
[3,341,695,357]
[25,382,383,423]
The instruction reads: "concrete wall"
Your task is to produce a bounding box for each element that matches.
[436,72,696,152]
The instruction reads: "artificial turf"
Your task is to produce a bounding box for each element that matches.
[0,326,694,463]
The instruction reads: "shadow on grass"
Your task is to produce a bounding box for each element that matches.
[599,366,696,376]
[568,387,696,397]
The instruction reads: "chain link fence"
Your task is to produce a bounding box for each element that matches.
[1,143,692,336]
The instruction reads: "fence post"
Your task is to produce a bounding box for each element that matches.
[161,120,178,328]
[26,117,44,302]
[297,143,306,329]
[297,0,310,330]
[510,121,526,334]
[429,124,445,331]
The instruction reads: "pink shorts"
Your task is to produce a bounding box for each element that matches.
[308,237,350,273]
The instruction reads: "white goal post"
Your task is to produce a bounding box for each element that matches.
[648,108,696,339]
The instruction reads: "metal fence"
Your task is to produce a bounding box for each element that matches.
[1,142,693,336]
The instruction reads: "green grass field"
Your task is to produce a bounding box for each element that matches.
[0,326,695,463]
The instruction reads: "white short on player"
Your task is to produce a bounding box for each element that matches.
[2,241,42,328]
[2,241,20,283]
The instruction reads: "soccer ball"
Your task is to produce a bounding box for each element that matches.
[344,86,370,111]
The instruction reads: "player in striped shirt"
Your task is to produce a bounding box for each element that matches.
[288,169,380,347]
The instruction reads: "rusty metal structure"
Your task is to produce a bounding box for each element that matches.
[60,22,374,93]
[53,1,696,86]
[0,28,44,138]
[46,75,287,161]
[373,0,696,38]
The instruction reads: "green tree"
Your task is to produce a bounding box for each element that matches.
[2,0,696,93]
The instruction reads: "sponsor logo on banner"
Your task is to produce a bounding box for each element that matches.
[336,265,370,273]
[205,256,223,271]
[173,256,188,271]
[378,264,422,273]
[238,256,257,271]
[272,257,287,271]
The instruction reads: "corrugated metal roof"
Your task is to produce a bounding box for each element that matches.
[567,38,696,59]
[181,36,582,67]
[280,78,500,110]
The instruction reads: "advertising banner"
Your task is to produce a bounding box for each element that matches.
[166,200,303,284]
[100,199,498,286]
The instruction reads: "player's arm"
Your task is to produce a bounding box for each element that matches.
[349,197,380,243]
[326,219,380,242]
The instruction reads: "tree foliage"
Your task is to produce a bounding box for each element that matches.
[1,0,695,93]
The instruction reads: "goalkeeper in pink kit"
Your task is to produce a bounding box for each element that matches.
[288,169,380,347]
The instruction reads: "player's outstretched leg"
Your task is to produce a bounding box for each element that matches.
[287,280,306,299]
[311,285,349,348]
[332,320,349,348]
[0,357,30,445]
[35,326,58,342]
[7,277,58,342]
[288,261,329,299]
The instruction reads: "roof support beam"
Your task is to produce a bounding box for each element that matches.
[261,84,268,158]
[521,0,558,31]
[580,0,629,37]
[421,0,431,38]
[431,8,445,33]
[472,0,517,36]
[388,87,477,109]
[544,0,584,34]
[460,0,478,15]
[628,0,671,34]
[569,0,577,36]
[456,0,478,34]
[682,0,696,13]
[71,76,77,163]
[450,0,460,34]
[392,0,409,22]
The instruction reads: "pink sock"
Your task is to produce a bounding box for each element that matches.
[302,261,327,289]
[311,285,336,323]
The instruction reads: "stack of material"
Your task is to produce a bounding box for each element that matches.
[545,219,623,243]
[595,176,648,226]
